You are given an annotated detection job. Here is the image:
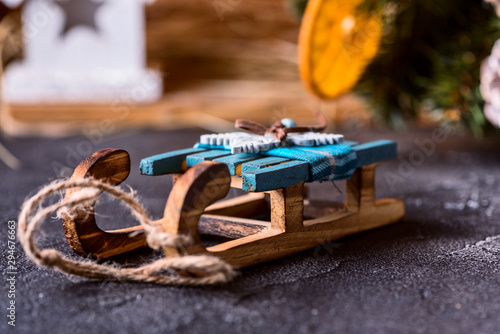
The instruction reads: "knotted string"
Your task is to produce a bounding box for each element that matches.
[235,111,327,142]
[17,178,236,285]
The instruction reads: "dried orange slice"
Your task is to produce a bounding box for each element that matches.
[299,0,383,99]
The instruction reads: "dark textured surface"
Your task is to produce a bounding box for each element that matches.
[1,128,499,334]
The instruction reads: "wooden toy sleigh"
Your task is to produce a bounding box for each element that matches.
[62,137,405,269]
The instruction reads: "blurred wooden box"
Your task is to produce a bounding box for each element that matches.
[1,0,368,137]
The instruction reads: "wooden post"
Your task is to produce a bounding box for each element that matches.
[270,182,305,232]
[345,163,377,212]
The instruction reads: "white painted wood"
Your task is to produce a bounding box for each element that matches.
[230,133,281,154]
[1,0,162,104]
[200,131,345,153]
[200,132,281,154]
[1,0,22,7]
[287,132,344,146]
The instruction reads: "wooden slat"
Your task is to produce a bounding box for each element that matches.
[353,140,396,168]
[204,193,268,218]
[213,153,262,175]
[199,215,269,239]
[140,148,206,175]
[242,161,310,192]
[186,149,232,167]
[241,157,290,173]
[109,215,269,241]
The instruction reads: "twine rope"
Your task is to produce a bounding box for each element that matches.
[17,178,236,286]
[235,111,327,142]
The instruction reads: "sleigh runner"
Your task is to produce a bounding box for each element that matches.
[62,137,405,269]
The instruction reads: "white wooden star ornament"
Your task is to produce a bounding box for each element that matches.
[56,0,104,36]
[200,117,344,154]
